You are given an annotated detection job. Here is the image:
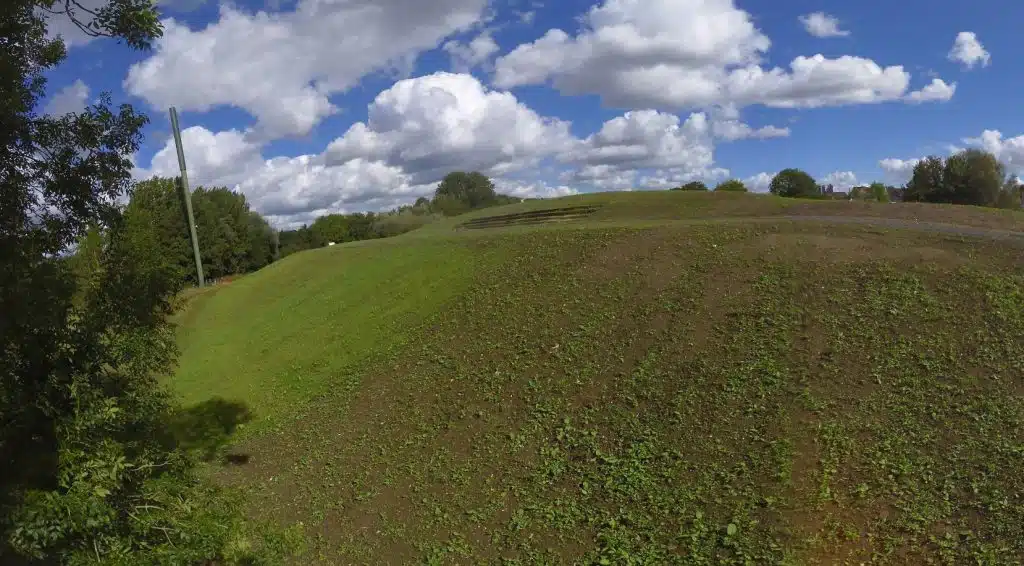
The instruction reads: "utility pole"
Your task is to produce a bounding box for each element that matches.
[273,228,280,261]
[169,107,205,287]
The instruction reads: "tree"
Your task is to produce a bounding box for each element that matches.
[769,169,819,198]
[904,150,1007,207]
[278,225,318,257]
[412,196,432,214]
[434,171,497,211]
[674,181,708,191]
[869,182,890,203]
[904,156,945,203]
[945,149,1004,206]
[0,2,273,562]
[125,177,193,281]
[714,179,748,192]
[245,211,277,270]
[995,176,1023,209]
[124,178,277,284]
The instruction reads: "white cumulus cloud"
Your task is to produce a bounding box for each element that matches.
[639,167,731,189]
[134,73,589,226]
[497,179,579,199]
[948,32,990,69]
[494,0,916,112]
[879,157,921,184]
[134,125,420,225]
[562,110,715,174]
[323,72,574,184]
[444,32,500,72]
[905,78,956,104]
[821,171,858,190]
[744,172,775,193]
[711,120,789,141]
[43,79,91,115]
[799,12,850,38]
[124,0,487,139]
[963,130,1024,175]
[136,126,265,188]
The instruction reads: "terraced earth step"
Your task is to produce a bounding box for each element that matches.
[458,205,601,230]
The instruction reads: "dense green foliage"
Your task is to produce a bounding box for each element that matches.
[714,179,748,192]
[905,149,1021,208]
[0,2,286,563]
[276,210,422,257]
[769,168,819,198]
[127,178,276,284]
[430,171,522,216]
[673,181,709,191]
[433,170,497,212]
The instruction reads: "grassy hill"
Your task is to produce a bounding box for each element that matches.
[172,191,1024,564]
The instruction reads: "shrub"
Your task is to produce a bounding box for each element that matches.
[714,179,748,192]
[673,181,709,191]
[770,169,819,198]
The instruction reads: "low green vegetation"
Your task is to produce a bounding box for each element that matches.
[171,193,1024,564]
[172,238,482,428]
[672,181,709,191]
[714,179,748,192]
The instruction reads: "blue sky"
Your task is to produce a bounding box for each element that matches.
[42,0,1024,226]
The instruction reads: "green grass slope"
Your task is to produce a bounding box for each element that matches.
[419,191,1024,234]
[172,193,1024,565]
[172,237,488,432]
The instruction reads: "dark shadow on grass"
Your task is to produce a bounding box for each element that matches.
[167,397,253,462]
[222,453,250,465]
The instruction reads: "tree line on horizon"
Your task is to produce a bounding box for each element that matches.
[671,149,1023,209]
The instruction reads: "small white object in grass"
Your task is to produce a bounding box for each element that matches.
[328,241,336,246]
